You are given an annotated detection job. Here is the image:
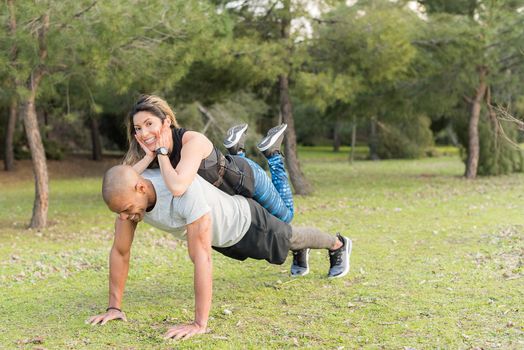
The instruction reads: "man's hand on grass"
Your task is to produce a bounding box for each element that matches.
[163,322,208,340]
[87,309,127,325]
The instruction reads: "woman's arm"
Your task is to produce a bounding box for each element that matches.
[157,126,213,196]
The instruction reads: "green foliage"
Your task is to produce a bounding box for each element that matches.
[377,115,435,159]
[293,102,331,146]
[297,1,425,157]
[410,13,482,117]
[2,0,524,171]
[176,92,269,164]
[43,139,64,161]
[456,115,524,175]
[295,71,361,113]
[419,0,477,16]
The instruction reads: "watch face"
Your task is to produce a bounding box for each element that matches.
[156,147,168,155]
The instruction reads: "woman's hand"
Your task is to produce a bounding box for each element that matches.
[154,119,172,151]
[134,134,155,160]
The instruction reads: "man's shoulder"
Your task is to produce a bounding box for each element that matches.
[142,169,159,179]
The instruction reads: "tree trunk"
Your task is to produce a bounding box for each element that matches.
[333,118,341,152]
[369,116,380,160]
[23,77,49,229]
[4,99,18,171]
[90,115,103,161]
[24,12,50,229]
[465,67,488,179]
[280,74,312,195]
[349,115,357,164]
[5,0,18,171]
[279,0,311,195]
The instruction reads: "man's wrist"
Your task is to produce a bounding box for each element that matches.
[194,320,207,329]
[106,306,122,313]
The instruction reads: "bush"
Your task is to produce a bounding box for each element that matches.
[456,114,524,176]
[43,138,64,160]
[176,92,269,168]
[376,115,434,159]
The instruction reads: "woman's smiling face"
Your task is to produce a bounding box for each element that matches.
[133,111,163,152]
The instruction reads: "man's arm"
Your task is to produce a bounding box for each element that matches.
[87,217,136,325]
[164,213,213,340]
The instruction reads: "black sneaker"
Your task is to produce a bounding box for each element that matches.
[223,123,248,155]
[290,248,310,277]
[328,234,352,278]
[257,123,287,158]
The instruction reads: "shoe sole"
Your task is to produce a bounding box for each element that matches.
[291,248,310,277]
[257,124,287,152]
[328,237,352,279]
[223,124,248,148]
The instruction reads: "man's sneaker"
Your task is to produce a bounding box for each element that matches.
[290,248,310,277]
[257,123,287,157]
[328,234,352,278]
[223,123,248,155]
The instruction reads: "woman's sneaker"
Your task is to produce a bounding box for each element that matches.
[328,234,352,278]
[224,123,248,155]
[290,248,310,277]
[257,124,287,158]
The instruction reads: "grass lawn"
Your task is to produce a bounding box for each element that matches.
[0,149,523,349]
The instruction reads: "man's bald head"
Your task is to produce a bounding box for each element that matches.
[102,165,141,209]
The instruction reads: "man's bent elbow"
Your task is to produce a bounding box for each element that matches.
[111,246,130,262]
[189,245,212,265]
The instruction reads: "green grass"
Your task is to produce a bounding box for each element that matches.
[1,149,523,349]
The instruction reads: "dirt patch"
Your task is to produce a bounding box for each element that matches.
[0,154,122,184]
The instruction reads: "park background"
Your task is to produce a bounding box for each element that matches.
[1,0,523,348]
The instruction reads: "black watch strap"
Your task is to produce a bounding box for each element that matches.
[106,306,122,313]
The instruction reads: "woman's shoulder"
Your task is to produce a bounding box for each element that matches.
[181,129,209,143]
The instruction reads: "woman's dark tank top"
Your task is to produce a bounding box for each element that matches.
[169,128,255,197]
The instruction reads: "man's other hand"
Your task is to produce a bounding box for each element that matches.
[163,322,208,340]
[86,309,127,325]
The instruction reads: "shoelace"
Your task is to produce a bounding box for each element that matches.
[292,250,306,267]
[292,251,301,264]
[329,249,342,267]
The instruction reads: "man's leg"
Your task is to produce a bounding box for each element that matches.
[216,199,352,278]
[289,227,352,279]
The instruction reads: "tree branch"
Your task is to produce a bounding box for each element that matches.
[56,1,98,31]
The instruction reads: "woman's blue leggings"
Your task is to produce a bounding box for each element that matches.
[241,154,294,223]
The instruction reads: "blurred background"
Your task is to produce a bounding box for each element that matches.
[1,0,524,226]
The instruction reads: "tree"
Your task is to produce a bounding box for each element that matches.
[215,0,347,194]
[299,1,421,160]
[1,0,222,228]
[415,0,524,178]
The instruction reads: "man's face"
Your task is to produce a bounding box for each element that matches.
[110,190,148,223]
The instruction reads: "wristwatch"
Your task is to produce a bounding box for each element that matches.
[155,147,169,156]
